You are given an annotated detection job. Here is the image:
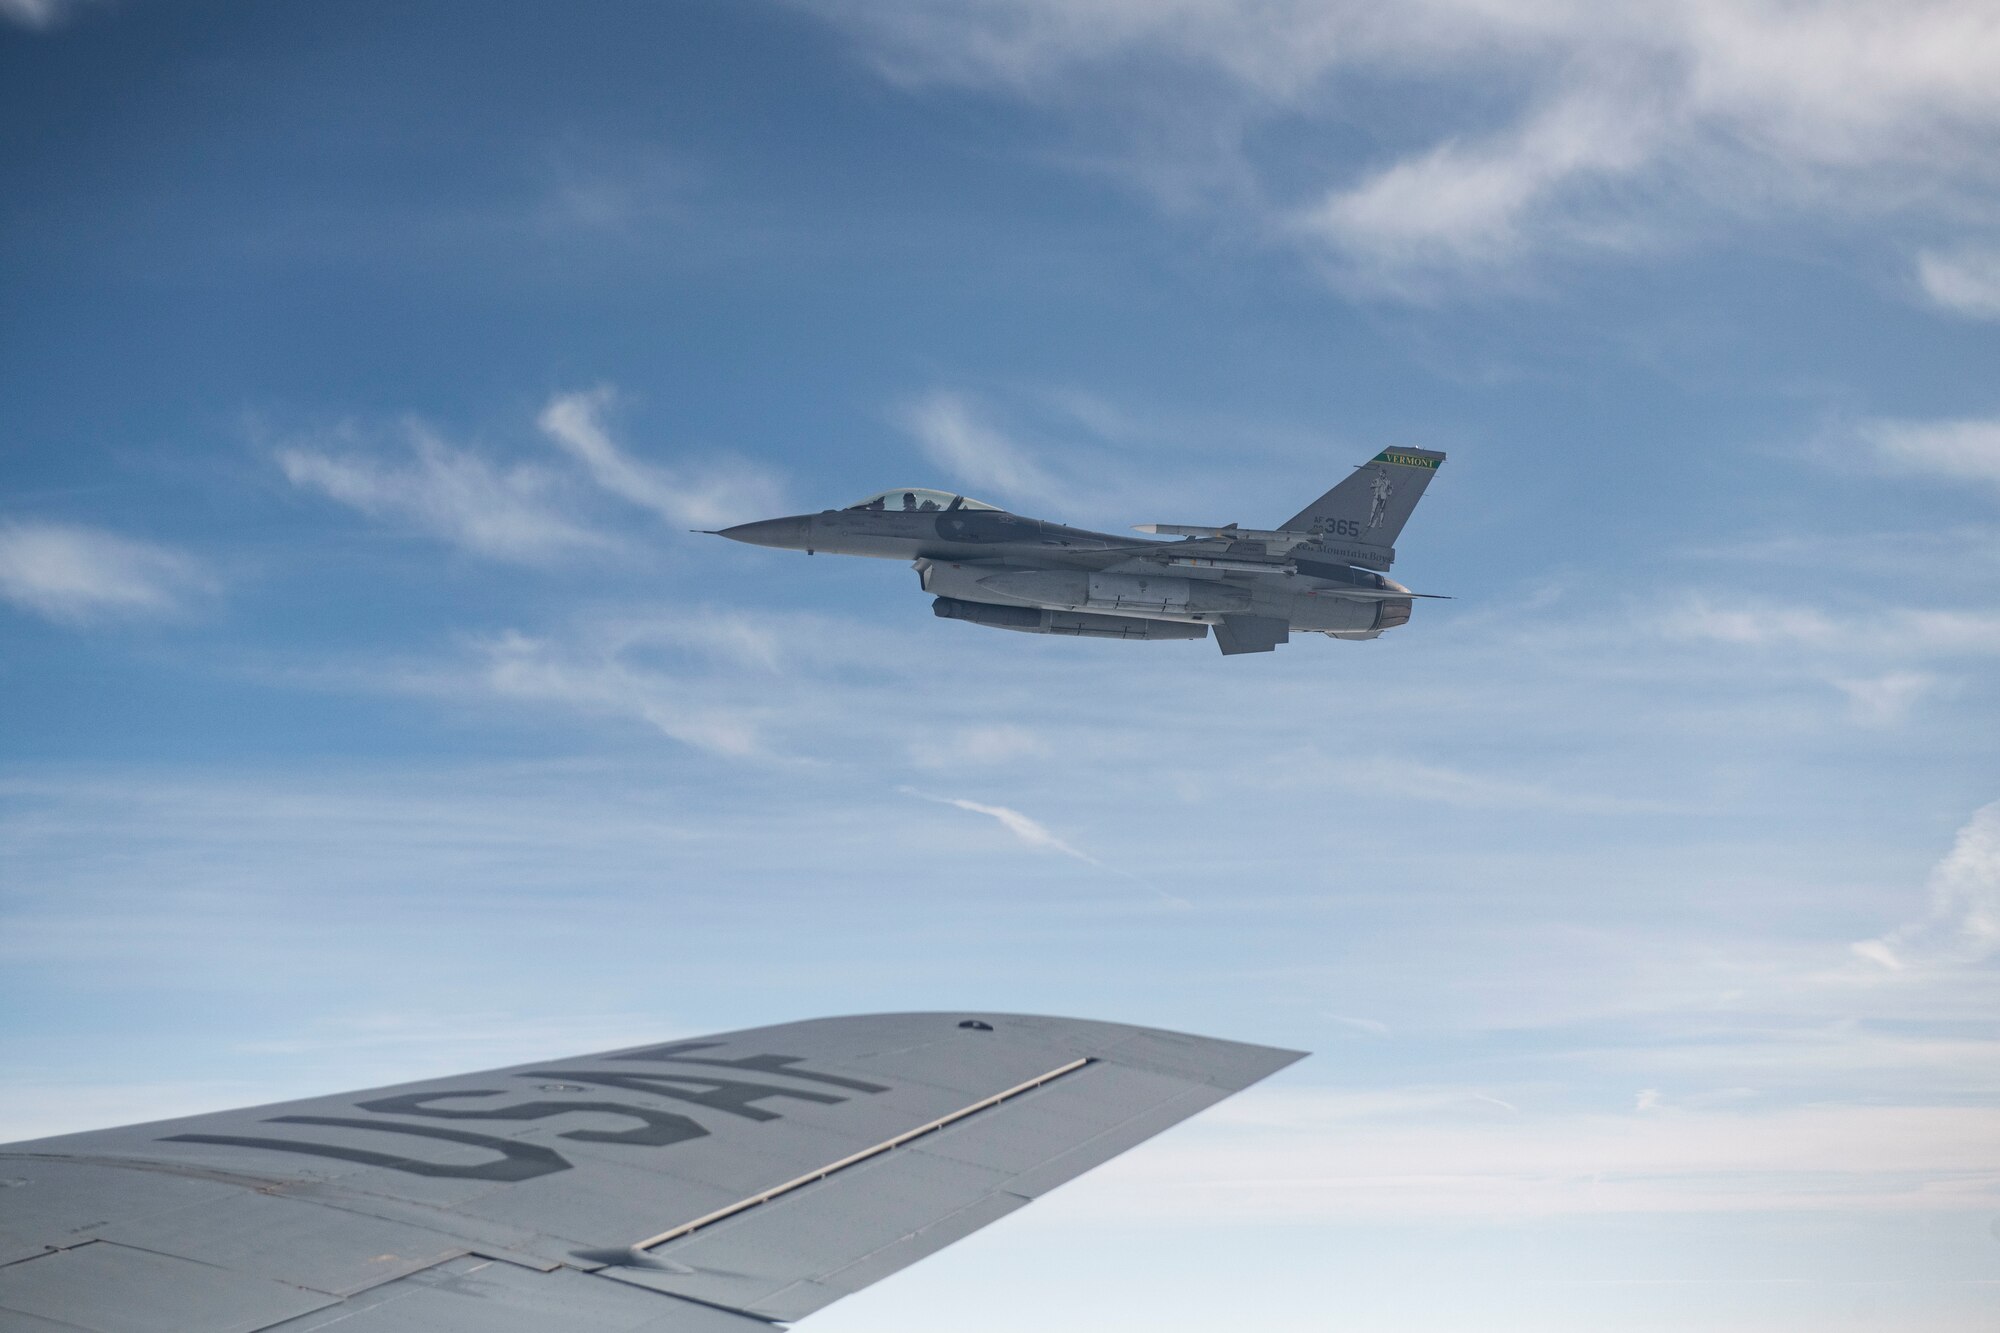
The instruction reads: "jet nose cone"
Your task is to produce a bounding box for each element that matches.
[716,516,811,550]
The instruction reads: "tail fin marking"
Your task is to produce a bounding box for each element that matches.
[1281,448,1445,562]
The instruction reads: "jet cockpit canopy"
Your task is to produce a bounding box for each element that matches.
[843,488,1002,514]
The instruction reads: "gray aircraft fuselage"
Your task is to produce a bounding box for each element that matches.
[715,455,1444,655]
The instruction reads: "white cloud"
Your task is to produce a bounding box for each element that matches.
[530,145,693,236]
[537,386,785,530]
[0,0,96,30]
[279,424,611,563]
[803,0,2000,294]
[907,724,1051,770]
[1067,1088,2000,1221]
[1655,595,1841,649]
[1293,90,1662,291]
[918,791,1100,864]
[302,597,975,766]
[1860,415,2000,490]
[1848,938,1904,971]
[885,384,1246,527]
[474,627,770,759]
[1649,594,1996,726]
[1854,798,2000,970]
[1324,1014,1391,1037]
[1832,670,1938,726]
[1659,594,2000,658]
[1310,753,1680,815]
[0,1011,667,1142]
[1916,246,2000,319]
[275,389,785,559]
[905,789,1195,904]
[0,521,212,624]
[1932,804,2000,954]
[895,390,1067,510]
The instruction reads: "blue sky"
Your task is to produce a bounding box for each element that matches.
[4,2,2000,1328]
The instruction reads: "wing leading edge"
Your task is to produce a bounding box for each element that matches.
[0,1012,1304,1331]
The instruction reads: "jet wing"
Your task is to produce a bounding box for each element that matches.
[0,1012,1302,1332]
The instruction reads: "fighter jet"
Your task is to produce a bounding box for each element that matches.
[717,447,1446,654]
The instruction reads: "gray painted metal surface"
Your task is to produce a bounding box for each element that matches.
[0,1243,338,1331]
[716,449,1447,653]
[0,1012,1303,1331]
[262,1257,771,1333]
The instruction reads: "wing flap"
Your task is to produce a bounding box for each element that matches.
[93,1191,467,1298]
[0,1241,337,1333]
[0,1157,248,1246]
[262,1256,770,1333]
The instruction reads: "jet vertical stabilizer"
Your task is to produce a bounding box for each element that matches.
[1282,448,1445,568]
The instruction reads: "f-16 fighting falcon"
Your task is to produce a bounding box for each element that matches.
[716,447,1446,654]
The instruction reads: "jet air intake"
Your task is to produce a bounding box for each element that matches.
[975,570,1251,618]
[933,597,1208,641]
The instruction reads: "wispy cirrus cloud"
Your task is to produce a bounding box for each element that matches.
[1648,591,1999,725]
[924,793,1099,864]
[1859,414,2000,492]
[1853,798,2000,971]
[275,387,787,561]
[278,423,612,564]
[1658,594,2000,657]
[0,0,97,30]
[0,1009,671,1142]
[1831,670,1943,727]
[894,389,1069,512]
[803,0,2000,297]
[902,787,1194,908]
[537,386,785,530]
[471,624,776,760]
[1290,89,1662,293]
[905,724,1051,771]
[0,521,214,624]
[886,384,1255,527]
[901,785,1100,863]
[1299,751,1684,815]
[1067,785,2000,1222]
[528,143,695,237]
[1078,1091,2000,1221]
[347,601,914,761]
[1916,246,2000,320]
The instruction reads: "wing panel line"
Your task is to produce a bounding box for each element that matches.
[631,1056,1094,1252]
